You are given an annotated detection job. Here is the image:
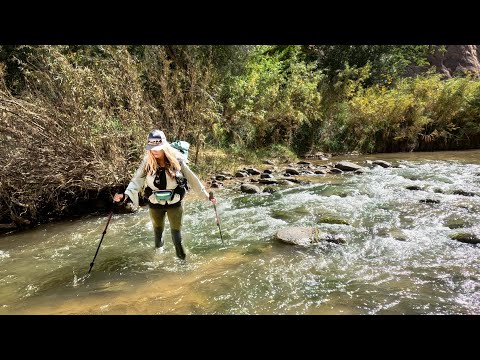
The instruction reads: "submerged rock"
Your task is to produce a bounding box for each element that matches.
[375,227,407,241]
[450,233,480,244]
[452,190,477,197]
[275,227,346,246]
[263,186,277,194]
[317,217,350,225]
[444,217,470,229]
[240,184,261,194]
[419,199,440,204]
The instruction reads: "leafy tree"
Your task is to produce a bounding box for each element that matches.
[310,45,436,87]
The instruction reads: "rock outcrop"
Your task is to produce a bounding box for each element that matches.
[429,45,480,78]
[407,45,480,78]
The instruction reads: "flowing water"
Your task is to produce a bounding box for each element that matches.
[1,150,480,315]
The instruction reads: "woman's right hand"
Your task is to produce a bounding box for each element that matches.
[113,193,124,203]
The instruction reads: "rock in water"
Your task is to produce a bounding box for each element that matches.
[275,227,346,246]
[276,227,315,246]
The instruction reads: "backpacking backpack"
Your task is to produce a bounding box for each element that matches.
[170,140,190,194]
[170,140,190,163]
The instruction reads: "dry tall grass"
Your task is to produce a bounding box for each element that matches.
[0,46,155,229]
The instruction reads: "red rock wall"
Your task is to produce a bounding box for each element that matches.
[428,45,480,78]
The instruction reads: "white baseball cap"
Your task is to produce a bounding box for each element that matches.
[146,130,168,150]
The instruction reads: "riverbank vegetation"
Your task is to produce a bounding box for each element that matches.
[1,45,480,230]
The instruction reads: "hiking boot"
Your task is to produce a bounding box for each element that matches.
[154,227,164,248]
[171,230,186,260]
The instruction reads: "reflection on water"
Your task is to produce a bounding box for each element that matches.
[1,150,479,314]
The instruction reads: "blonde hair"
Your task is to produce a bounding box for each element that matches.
[144,144,182,177]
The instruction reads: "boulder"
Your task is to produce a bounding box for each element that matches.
[334,161,363,171]
[240,184,261,194]
[372,160,392,168]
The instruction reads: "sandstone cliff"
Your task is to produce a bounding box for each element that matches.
[428,45,480,78]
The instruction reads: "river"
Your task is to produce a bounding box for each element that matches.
[1,150,479,314]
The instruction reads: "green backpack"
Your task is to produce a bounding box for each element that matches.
[170,140,190,194]
[170,140,190,163]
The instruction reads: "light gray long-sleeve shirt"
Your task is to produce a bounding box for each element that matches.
[124,157,209,207]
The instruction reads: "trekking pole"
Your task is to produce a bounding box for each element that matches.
[88,201,116,274]
[209,191,224,245]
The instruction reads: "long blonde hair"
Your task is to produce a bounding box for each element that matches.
[144,144,182,177]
